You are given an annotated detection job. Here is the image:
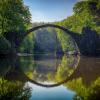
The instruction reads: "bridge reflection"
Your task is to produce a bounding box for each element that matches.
[0,55,100,88]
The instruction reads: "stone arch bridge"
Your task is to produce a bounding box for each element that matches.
[5,24,100,56]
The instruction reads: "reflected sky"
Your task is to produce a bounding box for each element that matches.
[27,82,75,100]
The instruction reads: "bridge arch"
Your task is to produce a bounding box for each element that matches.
[20,24,80,54]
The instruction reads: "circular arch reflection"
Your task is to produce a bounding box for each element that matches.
[19,54,80,87]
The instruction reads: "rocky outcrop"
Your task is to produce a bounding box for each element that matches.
[78,27,100,56]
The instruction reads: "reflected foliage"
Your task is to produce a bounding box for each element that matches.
[0,58,32,100]
[0,55,100,99]
[55,55,76,81]
[66,77,100,100]
[64,57,100,100]
[19,54,78,84]
[0,78,31,100]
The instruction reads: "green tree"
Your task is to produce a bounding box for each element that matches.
[19,33,35,53]
[0,0,31,34]
[56,0,100,34]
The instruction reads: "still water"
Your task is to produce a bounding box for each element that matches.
[0,54,100,100]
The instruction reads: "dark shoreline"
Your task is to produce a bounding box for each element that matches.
[0,53,100,58]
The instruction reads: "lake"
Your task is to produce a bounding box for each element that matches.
[0,54,100,100]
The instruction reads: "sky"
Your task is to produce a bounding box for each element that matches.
[24,0,79,22]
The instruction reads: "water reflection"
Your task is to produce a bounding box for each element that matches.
[29,82,75,100]
[19,54,79,86]
[66,57,100,100]
[0,58,31,100]
[0,55,100,100]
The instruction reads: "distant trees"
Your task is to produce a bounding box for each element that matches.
[18,27,77,54]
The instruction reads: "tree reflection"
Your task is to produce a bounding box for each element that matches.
[0,58,32,100]
[0,78,31,100]
[65,57,100,100]
[19,54,79,85]
[66,77,100,100]
[0,55,100,99]
[55,55,77,82]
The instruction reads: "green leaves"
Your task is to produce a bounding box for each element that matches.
[73,1,88,14]
[56,0,100,34]
[19,33,35,53]
[0,0,31,34]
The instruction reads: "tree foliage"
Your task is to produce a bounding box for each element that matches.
[0,78,31,100]
[19,33,35,53]
[0,0,31,34]
[56,0,100,34]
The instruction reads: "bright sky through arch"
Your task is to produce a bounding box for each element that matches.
[24,0,78,22]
